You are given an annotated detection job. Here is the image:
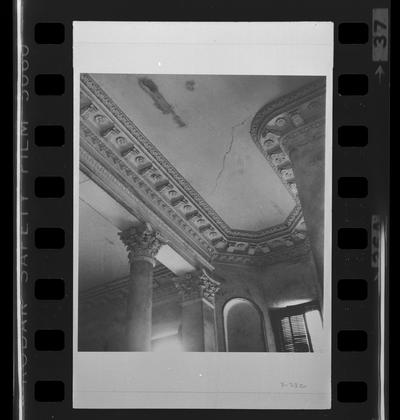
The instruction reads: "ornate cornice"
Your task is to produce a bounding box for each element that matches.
[250,79,326,198]
[80,130,216,264]
[80,74,314,267]
[81,75,298,238]
[212,237,311,266]
[250,79,325,140]
[119,223,164,265]
[280,118,325,157]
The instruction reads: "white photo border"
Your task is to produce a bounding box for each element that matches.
[73,21,333,410]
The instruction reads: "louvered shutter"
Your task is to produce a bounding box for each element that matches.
[272,302,319,352]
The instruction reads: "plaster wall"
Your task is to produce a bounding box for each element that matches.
[78,290,182,351]
[259,253,320,308]
[78,253,319,352]
[212,263,276,352]
[78,298,127,351]
[212,252,318,352]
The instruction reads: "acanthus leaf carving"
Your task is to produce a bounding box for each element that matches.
[118,223,165,264]
[199,270,221,304]
[173,270,221,305]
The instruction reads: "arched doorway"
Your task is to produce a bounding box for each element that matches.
[223,298,267,352]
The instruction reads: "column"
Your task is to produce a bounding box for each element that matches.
[280,119,325,301]
[174,271,220,351]
[119,223,164,351]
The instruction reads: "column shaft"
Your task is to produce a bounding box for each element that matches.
[181,300,205,351]
[126,259,154,351]
[119,223,164,351]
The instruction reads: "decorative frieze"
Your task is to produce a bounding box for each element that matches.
[212,239,311,266]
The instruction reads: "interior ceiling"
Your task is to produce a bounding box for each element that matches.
[80,74,317,291]
[90,73,317,232]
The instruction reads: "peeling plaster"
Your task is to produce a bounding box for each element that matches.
[185,80,195,91]
[138,77,186,127]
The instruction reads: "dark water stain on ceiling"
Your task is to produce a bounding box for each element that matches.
[138,77,187,128]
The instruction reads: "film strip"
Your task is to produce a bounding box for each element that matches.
[15,2,390,419]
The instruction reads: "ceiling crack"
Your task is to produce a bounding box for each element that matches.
[211,115,253,195]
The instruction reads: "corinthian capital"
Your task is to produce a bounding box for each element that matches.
[119,223,164,265]
[199,270,221,304]
[174,270,221,305]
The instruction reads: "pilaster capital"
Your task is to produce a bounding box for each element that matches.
[119,223,164,265]
[199,270,221,304]
[173,270,221,305]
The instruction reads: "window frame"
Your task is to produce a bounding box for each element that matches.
[270,300,320,352]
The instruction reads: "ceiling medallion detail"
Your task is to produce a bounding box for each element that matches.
[80,74,315,267]
[250,79,326,200]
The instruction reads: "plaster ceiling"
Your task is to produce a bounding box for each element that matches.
[79,74,319,290]
[90,74,317,232]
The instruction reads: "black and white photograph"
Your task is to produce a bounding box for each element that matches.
[73,22,333,409]
[78,73,326,353]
